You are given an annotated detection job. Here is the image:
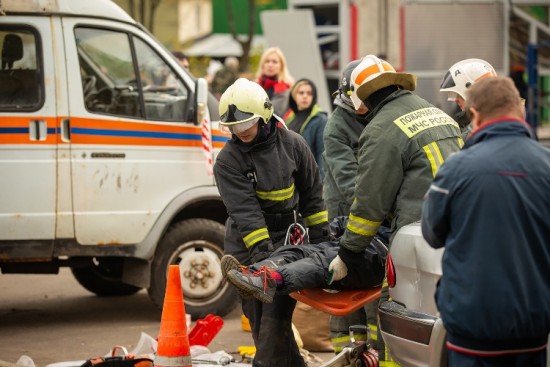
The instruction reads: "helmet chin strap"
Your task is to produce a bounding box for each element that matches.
[239,118,275,146]
[272,113,288,129]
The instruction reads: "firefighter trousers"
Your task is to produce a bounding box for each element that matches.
[242,295,305,367]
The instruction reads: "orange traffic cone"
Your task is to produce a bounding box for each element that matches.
[155,265,192,367]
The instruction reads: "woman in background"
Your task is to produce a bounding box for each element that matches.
[256,47,294,117]
[284,78,327,179]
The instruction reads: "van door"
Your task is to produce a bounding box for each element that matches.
[61,17,213,246]
[0,19,61,245]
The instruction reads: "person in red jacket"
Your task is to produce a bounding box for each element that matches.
[256,47,294,117]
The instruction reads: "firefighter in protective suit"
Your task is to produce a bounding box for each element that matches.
[440,58,497,139]
[323,59,380,352]
[327,55,463,365]
[213,78,330,367]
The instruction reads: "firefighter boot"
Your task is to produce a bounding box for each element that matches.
[221,255,252,299]
[227,267,277,303]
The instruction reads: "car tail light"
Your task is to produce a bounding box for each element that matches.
[386,253,396,288]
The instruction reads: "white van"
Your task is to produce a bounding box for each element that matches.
[0,0,236,318]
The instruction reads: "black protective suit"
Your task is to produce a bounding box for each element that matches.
[214,119,330,367]
[252,237,387,294]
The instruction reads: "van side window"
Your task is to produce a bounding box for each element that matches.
[76,28,142,118]
[75,27,189,122]
[134,38,189,122]
[0,27,43,111]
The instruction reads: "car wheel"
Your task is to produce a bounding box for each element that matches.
[148,218,238,319]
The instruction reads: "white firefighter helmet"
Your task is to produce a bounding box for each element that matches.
[440,58,497,101]
[219,78,273,133]
[349,55,416,110]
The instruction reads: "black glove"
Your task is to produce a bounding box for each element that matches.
[308,223,331,244]
[337,244,364,268]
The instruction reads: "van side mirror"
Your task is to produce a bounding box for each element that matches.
[194,78,208,126]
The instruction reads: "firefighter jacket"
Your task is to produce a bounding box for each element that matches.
[339,89,463,259]
[422,119,550,353]
[322,105,368,219]
[214,120,329,264]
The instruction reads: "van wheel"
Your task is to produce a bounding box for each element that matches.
[148,219,238,319]
[71,257,142,296]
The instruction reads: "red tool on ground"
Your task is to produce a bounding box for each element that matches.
[188,314,224,347]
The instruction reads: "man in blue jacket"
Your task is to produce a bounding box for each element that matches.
[422,76,550,367]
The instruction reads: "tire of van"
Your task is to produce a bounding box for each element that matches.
[70,257,142,296]
[148,218,238,319]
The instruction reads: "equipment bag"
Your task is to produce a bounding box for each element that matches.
[80,346,153,367]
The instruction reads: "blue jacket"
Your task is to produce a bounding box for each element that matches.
[422,118,550,353]
[294,106,327,179]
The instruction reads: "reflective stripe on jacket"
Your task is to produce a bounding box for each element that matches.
[214,121,328,255]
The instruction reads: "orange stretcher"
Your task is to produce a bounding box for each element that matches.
[289,287,381,316]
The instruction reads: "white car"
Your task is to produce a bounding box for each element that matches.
[378,222,447,367]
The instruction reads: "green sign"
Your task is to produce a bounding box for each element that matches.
[524,6,548,24]
[212,0,287,34]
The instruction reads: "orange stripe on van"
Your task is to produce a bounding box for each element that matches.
[0,116,59,144]
[0,116,229,148]
[70,117,228,147]
[70,117,202,134]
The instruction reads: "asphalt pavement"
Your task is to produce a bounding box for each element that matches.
[0,269,333,367]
